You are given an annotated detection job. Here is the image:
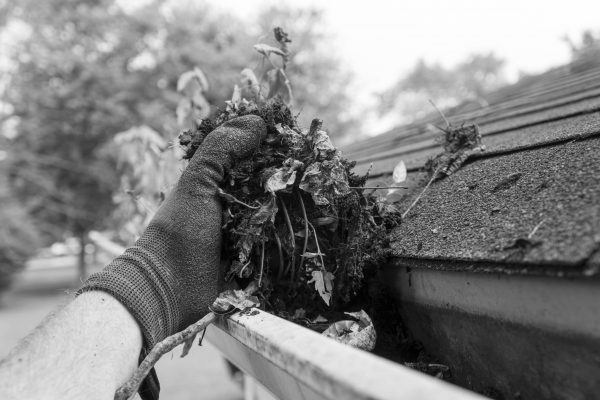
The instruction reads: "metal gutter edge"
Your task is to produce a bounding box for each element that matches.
[205,309,487,400]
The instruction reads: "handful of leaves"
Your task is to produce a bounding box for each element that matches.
[178,28,401,325]
[181,98,400,320]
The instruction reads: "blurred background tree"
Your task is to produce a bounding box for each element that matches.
[0,0,358,281]
[256,6,358,140]
[377,53,506,124]
[564,29,600,72]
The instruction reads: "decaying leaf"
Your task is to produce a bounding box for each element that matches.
[299,158,350,205]
[210,288,260,314]
[322,310,376,351]
[312,130,336,160]
[308,270,335,305]
[249,195,278,225]
[264,159,303,193]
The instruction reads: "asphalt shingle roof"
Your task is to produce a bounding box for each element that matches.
[344,62,600,276]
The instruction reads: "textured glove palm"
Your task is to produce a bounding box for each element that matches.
[79,115,266,399]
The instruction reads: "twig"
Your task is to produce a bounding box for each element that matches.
[239,259,252,277]
[279,198,295,279]
[258,240,266,287]
[274,231,285,280]
[115,284,259,399]
[528,219,546,239]
[114,312,217,400]
[218,188,260,209]
[402,168,440,219]
[349,186,408,190]
[429,99,450,128]
[307,221,326,270]
[298,193,310,277]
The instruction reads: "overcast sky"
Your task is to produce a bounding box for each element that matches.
[210,0,600,134]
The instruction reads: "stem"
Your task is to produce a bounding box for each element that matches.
[298,193,310,278]
[274,231,285,280]
[218,188,260,209]
[429,99,450,128]
[258,240,265,287]
[528,219,546,239]
[307,221,325,270]
[402,168,440,220]
[349,186,408,190]
[115,284,259,400]
[114,313,217,400]
[239,259,252,277]
[279,198,295,279]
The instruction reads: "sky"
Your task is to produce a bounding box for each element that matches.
[209,0,600,134]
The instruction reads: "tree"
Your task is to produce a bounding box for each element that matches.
[256,6,359,143]
[0,144,40,293]
[564,30,600,72]
[0,0,359,278]
[378,53,506,124]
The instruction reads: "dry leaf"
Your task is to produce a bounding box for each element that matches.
[393,160,407,183]
[307,270,335,305]
[211,289,260,314]
[322,310,376,351]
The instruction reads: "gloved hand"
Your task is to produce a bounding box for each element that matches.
[78,115,266,400]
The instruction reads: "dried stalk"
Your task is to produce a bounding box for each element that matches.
[297,193,310,278]
[279,197,295,278]
[401,168,440,219]
[114,312,216,400]
[115,283,258,399]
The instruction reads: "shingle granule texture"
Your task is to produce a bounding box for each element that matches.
[390,137,600,273]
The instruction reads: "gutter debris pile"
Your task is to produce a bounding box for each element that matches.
[180,96,400,350]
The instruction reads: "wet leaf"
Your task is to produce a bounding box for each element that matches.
[299,158,350,205]
[312,130,336,160]
[265,169,297,193]
[211,288,260,314]
[322,310,376,351]
[264,158,303,193]
[249,195,278,225]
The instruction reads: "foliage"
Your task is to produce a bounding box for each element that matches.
[0,0,358,253]
[378,53,506,123]
[0,157,40,292]
[256,6,359,142]
[179,29,401,321]
[564,30,600,72]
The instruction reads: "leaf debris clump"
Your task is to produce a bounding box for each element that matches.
[180,97,401,321]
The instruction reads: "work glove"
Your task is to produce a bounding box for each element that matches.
[78,115,266,400]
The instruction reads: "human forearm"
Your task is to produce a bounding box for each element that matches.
[0,292,142,400]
